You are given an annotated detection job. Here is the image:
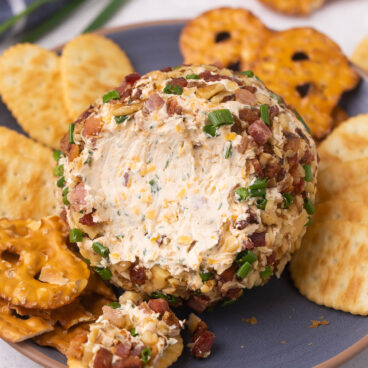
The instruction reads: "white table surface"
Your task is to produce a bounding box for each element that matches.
[0,0,367,367]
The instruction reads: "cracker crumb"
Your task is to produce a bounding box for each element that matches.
[241,316,258,325]
[309,320,329,328]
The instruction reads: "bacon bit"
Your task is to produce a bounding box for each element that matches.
[222,94,235,102]
[243,238,254,250]
[79,212,95,226]
[309,320,329,328]
[239,107,260,123]
[249,232,266,247]
[75,106,93,125]
[225,288,242,299]
[170,77,188,88]
[269,105,279,121]
[247,120,272,145]
[263,142,274,154]
[234,219,248,230]
[68,144,80,162]
[264,164,281,179]
[160,66,172,72]
[219,264,237,283]
[266,252,276,266]
[130,265,146,285]
[199,71,221,82]
[288,153,299,170]
[102,306,126,329]
[131,88,142,101]
[237,134,248,154]
[191,330,215,359]
[300,149,313,164]
[284,132,300,152]
[69,183,87,212]
[93,347,113,368]
[119,88,132,101]
[241,316,258,325]
[187,295,210,313]
[294,178,305,194]
[243,85,257,93]
[148,298,170,315]
[130,343,144,357]
[112,356,142,368]
[60,209,67,223]
[166,97,183,116]
[115,341,132,359]
[60,134,70,155]
[116,73,141,94]
[235,88,257,105]
[122,171,130,186]
[251,158,263,177]
[143,93,164,114]
[276,168,286,182]
[82,116,102,137]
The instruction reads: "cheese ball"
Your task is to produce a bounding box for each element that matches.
[58,65,318,309]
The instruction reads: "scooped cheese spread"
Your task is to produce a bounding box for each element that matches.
[58,65,318,308]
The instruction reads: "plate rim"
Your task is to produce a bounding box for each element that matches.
[3,17,368,368]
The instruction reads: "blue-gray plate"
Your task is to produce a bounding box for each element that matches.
[2,20,368,368]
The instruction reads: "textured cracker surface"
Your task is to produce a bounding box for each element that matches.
[254,28,359,139]
[61,34,134,120]
[180,7,271,70]
[0,44,70,148]
[0,127,58,219]
[290,220,368,315]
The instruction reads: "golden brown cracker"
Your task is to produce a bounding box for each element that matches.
[290,220,368,315]
[180,7,271,70]
[0,216,90,309]
[61,34,134,120]
[0,44,70,148]
[318,114,368,167]
[312,199,368,225]
[254,28,360,139]
[0,299,53,342]
[317,158,368,202]
[351,36,368,73]
[335,182,368,206]
[156,335,183,368]
[0,127,59,219]
[34,323,89,356]
[84,270,116,302]
[258,0,325,15]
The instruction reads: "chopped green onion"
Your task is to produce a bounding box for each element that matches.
[200,271,213,282]
[186,74,200,79]
[172,65,181,70]
[68,123,75,144]
[115,115,129,124]
[94,267,112,281]
[107,302,120,309]
[130,327,138,337]
[149,179,160,194]
[69,228,83,242]
[203,124,217,137]
[57,176,65,188]
[53,165,64,177]
[282,193,294,209]
[220,298,236,307]
[62,187,69,196]
[305,217,313,227]
[163,83,183,95]
[62,195,70,205]
[260,266,273,281]
[260,104,270,126]
[103,90,120,103]
[256,198,267,210]
[239,70,254,77]
[250,188,266,198]
[249,178,267,190]
[304,197,315,215]
[235,187,249,202]
[53,150,62,161]
[303,164,313,182]
[208,109,234,127]
[92,242,110,259]
[225,142,232,159]
[83,0,127,33]
[236,250,257,265]
[150,292,178,305]
[295,110,311,134]
[236,261,252,279]
[141,347,152,364]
